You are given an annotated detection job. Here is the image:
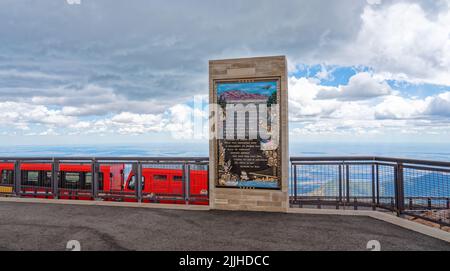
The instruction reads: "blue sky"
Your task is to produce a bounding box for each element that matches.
[0,0,449,146]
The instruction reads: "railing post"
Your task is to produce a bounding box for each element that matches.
[371,164,376,210]
[14,160,22,197]
[52,159,59,199]
[289,163,293,205]
[345,164,350,204]
[92,159,99,200]
[185,164,191,204]
[395,162,405,216]
[376,164,380,206]
[135,162,142,203]
[338,164,342,205]
[293,164,298,204]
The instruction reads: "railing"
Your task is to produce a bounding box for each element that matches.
[2,155,450,227]
[291,157,450,227]
[0,157,209,205]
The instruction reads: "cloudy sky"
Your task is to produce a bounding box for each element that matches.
[0,0,449,145]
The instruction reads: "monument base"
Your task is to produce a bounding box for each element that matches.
[212,188,288,212]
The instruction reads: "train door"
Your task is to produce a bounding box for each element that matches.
[170,173,183,196]
[0,165,14,194]
[190,170,208,197]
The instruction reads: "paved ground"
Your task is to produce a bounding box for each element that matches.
[0,202,448,251]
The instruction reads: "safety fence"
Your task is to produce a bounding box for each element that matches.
[2,155,450,227]
[290,157,450,227]
[0,157,209,205]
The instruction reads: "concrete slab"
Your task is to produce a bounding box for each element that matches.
[0,202,449,251]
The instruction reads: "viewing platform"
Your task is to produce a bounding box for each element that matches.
[1,155,449,250]
[1,156,449,226]
[0,201,448,251]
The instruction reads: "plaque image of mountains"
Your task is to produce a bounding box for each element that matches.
[217,81,277,104]
[216,80,280,189]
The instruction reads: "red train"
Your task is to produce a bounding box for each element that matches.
[0,163,208,205]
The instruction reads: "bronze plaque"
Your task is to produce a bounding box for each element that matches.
[215,79,281,189]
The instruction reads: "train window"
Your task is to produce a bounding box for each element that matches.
[128,176,136,190]
[65,172,80,184]
[173,175,183,182]
[44,172,52,187]
[22,171,51,187]
[153,175,167,181]
[1,170,13,185]
[85,173,92,185]
[98,173,104,190]
[60,172,94,190]
[127,176,145,190]
[25,171,39,183]
[83,173,92,189]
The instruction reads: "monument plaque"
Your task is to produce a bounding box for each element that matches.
[209,56,288,212]
[216,80,281,189]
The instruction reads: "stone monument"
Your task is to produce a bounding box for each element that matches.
[209,56,289,212]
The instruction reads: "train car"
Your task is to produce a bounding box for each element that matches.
[123,168,208,205]
[0,163,14,194]
[0,163,122,200]
[0,163,208,205]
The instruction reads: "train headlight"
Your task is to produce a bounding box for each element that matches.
[200,189,208,195]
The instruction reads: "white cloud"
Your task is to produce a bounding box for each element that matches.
[39,128,59,136]
[289,77,340,120]
[425,91,450,117]
[374,96,427,119]
[288,72,450,137]
[0,101,76,127]
[340,2,450,85]
[316,72,392,100]
[165,104,195,139]
[366,0,382,5]
[0,0,449,143]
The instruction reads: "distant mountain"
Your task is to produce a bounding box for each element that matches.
[219,90,268,101]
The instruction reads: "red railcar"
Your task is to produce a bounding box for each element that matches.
[0,163,121,199]
[123,168,208,204]
[0,163,208,205]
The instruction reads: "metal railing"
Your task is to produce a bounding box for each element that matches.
[2,155,450,226]
[0,157,209,205]
[291,156,450,227]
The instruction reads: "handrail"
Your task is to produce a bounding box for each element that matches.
[0,156,210,205]
[0,157,209,162]
[290,156,450,227]
[290,156,450,168]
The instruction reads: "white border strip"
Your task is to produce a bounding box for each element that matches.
[288,208,450,243]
